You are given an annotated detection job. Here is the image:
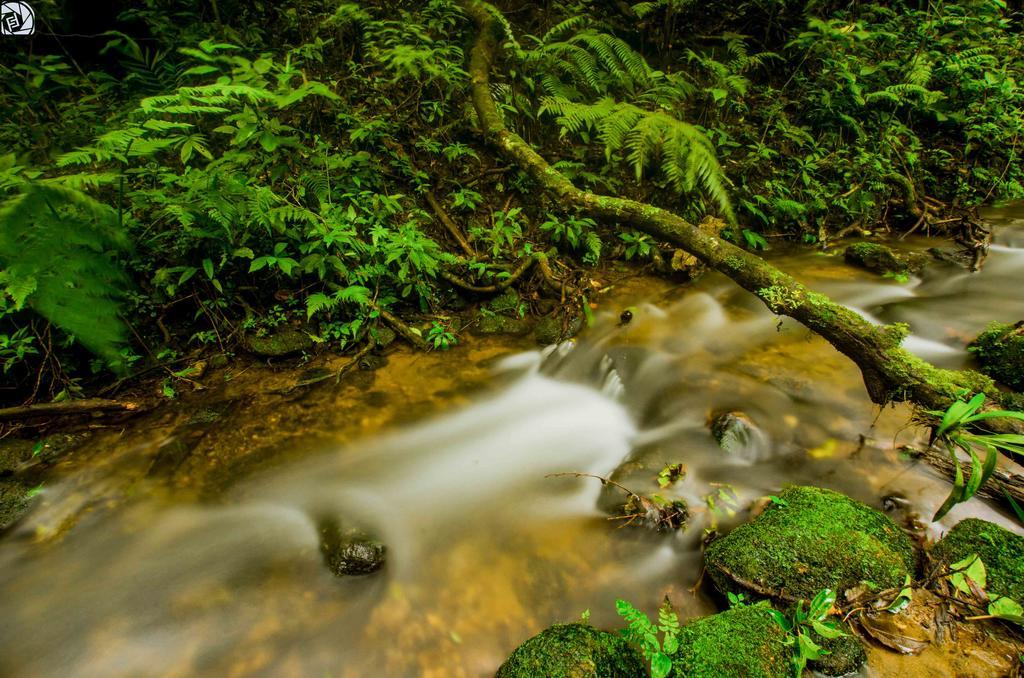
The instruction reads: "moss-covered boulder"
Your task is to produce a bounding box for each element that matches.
[931,518,1024,602]
[672,602,789,678]
[705,486,915,602]
[968,321,1024,391]
[534,313,585,345]
[244,325,314,357]
[473,312,532,336]
[844,242,927,278]
[496,623,645,678]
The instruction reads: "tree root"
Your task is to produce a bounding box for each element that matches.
[440,254,537,293]
[461,0,1016,428]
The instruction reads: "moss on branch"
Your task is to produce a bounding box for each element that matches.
[460,0,1007,417]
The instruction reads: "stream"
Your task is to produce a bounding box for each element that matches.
[2,209,1024,676]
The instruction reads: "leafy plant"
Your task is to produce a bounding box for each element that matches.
[427,320,457,350]
[620,230,655,260]
[767,589,847,677]
[947,554,1024,627]
[616,598,680,678]
[927,393,1024,520]
[656,463,684,489]
[0,173,132,370]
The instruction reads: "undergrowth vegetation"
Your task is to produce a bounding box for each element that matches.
[0,0,1022,403]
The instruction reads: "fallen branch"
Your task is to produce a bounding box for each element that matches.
[373,305,429,351]
[0,398,143,423]
[461,0,1017,428]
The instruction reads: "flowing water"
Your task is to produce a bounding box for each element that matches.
[2,210,1024,676]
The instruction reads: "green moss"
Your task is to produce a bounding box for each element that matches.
[496,623,646,678]
[968,322,1024,391]
[672,602,789,678]
[0,479,36,530]
[485,288,522,317]
[810,622,866,676]
[844,242,925,277]
[244,326,314,357]
[931,518,1024,602]
[534,313,584,345]
[473,312,531,336]
[705,486,915,601]
[758,285,802,314]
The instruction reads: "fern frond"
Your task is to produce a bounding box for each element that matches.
[540,97,735,222]
[0,184,130,367]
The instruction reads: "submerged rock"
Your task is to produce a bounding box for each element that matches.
[496,623,646,678]
[931,518,1024,602]
[709,411,768,460]
[968,321,1024,391]
[844,242,927,277]
[672,602,789,678]
[705,486,915,602]
[318,519,386,577]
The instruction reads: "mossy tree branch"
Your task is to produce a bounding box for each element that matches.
[461,0,1009,418]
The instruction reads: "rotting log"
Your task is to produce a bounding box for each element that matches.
[460,0,1018,426]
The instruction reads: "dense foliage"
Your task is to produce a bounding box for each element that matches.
[1,0,1021,403]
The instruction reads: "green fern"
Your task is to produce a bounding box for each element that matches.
[541,97,735,222]
[0,181,130,369]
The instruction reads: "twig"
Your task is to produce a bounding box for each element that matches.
[0,398,143,423]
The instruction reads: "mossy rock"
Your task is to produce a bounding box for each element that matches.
[317,518,386,577]
[709,411,763,455]
[672,602,789,678]
[485,288,522,316]
[534,313,585,345]
[844,242,926,277]
[495,623,645,678]
[809,622,866,676]
[244,325,314,357]
[371,326,397,350]
[968,321,1024,391]
[0,479,36,530]
[473,312,532,336]
[705,486,915,602]
[931,518,1024,602]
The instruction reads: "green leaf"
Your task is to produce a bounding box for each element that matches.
[797,631,824,660]
[811,621,847,639]
[989,596,1024,620]
[650,653,672,678]
[950,553,987,594]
